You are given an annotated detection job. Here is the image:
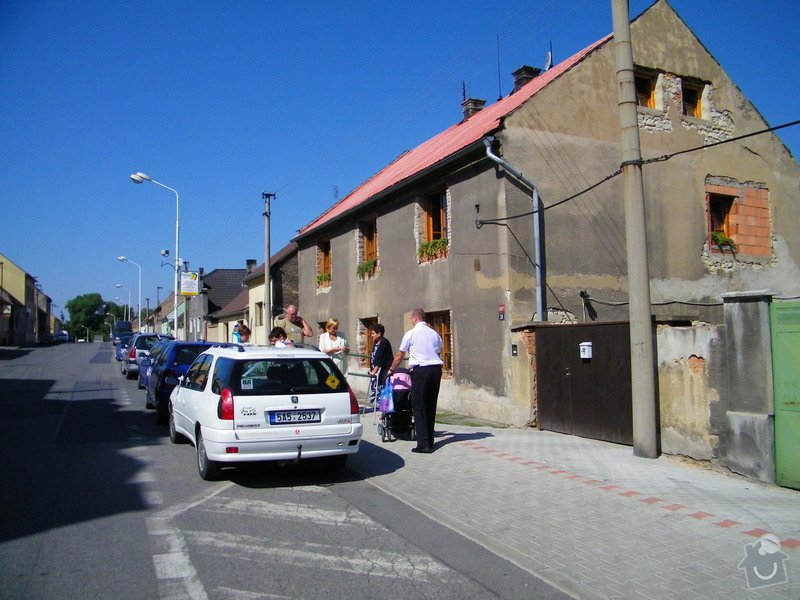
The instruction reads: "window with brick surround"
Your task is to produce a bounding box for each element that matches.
[359,317,378,367]
[426,310,452,372]
[635,72,656,109]
[681,82,702,118]
[705,181,771,257]
[357,219,378,279]
[317,241,331,287]
[418,189,449,262]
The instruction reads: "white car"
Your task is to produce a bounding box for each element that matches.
[169,344,363,480]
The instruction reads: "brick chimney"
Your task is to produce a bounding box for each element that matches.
[461,97,486,120]
[246,259,257,273]
[512,65,542,92]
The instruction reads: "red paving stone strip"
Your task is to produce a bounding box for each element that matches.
[743,528,771,538]
[712,519,742,528]
[687,511,713,519]
[458,441,799,553]
[639,497,663,504]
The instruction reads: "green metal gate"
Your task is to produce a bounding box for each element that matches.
[771,301,800,490]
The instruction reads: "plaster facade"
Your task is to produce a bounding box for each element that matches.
[293,0,800,448]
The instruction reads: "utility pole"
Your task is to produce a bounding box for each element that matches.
[262,192,276,345]
[612,0,658,458]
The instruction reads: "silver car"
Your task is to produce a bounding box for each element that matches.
[122,333,174,380]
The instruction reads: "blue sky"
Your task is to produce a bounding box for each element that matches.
[2,0,798,320]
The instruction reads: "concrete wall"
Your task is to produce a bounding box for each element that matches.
[719,291,776,482]
[656,323,726,459]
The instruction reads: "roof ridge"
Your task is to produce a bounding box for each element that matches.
[296,33,610,238]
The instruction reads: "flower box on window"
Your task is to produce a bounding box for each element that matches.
[417,238,449,261]
[356,258,377,280]
[316,272,331,286]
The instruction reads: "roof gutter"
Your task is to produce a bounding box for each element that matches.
[483,136,546,322]
[293,138,490,244]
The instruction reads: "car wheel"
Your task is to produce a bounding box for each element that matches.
[196,431,221,481]
[125,368,135,380]
[138,376,145,390]
[168,405,187,444]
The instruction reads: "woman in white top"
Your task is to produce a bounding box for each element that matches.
[318,318,349,375]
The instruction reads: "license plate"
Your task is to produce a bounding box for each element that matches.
[269,409,321,424]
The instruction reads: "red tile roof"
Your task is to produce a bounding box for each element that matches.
[297,35,610,237]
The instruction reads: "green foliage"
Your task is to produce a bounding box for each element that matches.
[356,258,377,279]
[417,238,449,260]
[711,231,736,251]
[316,272,331,285]
[64,294,127,339]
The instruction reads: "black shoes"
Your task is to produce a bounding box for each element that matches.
[411,446,434,454]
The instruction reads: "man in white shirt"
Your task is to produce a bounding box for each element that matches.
[387,308,443,453]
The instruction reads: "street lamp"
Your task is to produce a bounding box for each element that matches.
[115,284,131,321]
[117,256,142,332]
[130,171,180,339]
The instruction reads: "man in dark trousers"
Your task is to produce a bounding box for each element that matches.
[387,308,443,453]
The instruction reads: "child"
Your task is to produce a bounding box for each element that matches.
[269,326,292,347]
[368,323,393,405]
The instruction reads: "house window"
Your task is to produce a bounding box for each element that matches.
[708,193,734,238]
[357,220,378,279]
[361,220,377,261]
[681,82,702,118]
[359,317,378,368]
[426,310,452,372]
[418,190,449,262]
[424,191,448,242]
[635,73,655,109]
[317,241,331,287]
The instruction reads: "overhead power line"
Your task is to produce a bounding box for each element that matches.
[476,119,800,227]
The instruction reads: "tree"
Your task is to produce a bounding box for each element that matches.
[64,294,126,340]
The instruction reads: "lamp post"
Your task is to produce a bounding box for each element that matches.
[115,284,131,321]
[130,172,180,339]
[117,256,142,332]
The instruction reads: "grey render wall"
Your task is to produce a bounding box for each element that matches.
[498,0,800,326]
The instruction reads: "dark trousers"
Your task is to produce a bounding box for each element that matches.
[410,365,441,449]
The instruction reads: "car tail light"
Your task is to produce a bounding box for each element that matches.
[129,346,136,360]
[348,386,359,415]
[218,388,235,420]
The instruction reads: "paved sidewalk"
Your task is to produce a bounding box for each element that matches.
[348,413,800,600]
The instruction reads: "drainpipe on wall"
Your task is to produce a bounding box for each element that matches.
[483,136,546,321]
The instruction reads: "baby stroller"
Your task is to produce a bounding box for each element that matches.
[377,369,414,443]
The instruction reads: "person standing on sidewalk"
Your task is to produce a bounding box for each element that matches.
[273,304,313,344]
[387,308,442,453]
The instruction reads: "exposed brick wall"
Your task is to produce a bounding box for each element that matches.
[706,180,771,257]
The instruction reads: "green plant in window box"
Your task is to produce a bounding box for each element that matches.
[417,238,449,260]
[356,258,377,279]
[316,272,331,285]
[711,231,736,252]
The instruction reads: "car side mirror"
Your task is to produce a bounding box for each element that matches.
[141,357,152,367]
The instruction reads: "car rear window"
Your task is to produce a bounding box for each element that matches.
[213,357,348,396]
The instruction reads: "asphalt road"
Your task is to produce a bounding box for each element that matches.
[0,342,567,600]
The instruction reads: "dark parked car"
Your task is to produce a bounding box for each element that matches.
[138,339,171,393]
[115,333,134,361]
[143,340,214,424]
[122,333,173,381]
[112,320,133,345]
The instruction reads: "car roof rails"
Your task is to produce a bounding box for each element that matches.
[213,342,246,352]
